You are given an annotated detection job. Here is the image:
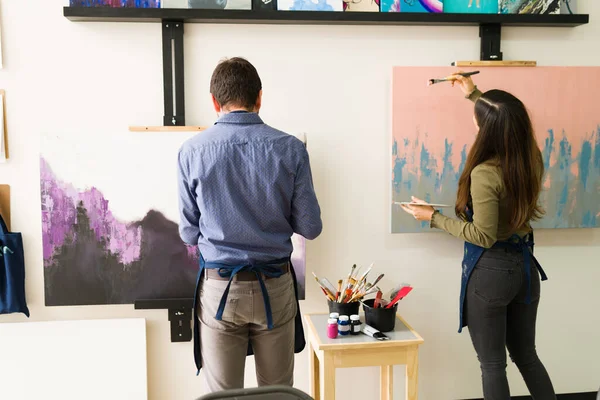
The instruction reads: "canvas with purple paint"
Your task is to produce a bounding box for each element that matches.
[391,67,600,233]
[40,138,306,306]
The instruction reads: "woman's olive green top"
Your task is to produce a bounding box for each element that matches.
[430,87,532,248]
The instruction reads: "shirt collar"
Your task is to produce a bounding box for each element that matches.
[215,112,264,125]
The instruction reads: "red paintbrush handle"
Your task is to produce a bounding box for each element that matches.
[386,286,413,308]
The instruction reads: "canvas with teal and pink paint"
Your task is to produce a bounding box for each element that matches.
[391,67,600,233]
[381,0,442,13]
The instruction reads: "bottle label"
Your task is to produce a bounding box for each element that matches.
[338,324,350,335]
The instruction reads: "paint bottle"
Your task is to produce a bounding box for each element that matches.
[338,315,350,336]
[327,318,338,339]
[329,312,339,323]
[350,314,361,335]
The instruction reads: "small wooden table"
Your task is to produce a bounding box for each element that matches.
[304,313,424,400]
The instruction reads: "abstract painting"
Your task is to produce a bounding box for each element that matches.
[162,0,251,10]
[381,0,442,13]
[499,0,559,14]
[391,67,600,233]
[70,0,161,6]
[443,0,498,14]
[41,138,307,306]
[343,0,379,12]
[277,0,343,11]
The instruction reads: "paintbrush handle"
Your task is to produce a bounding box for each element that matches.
[371,273,384,287]
[446,71,480,79]
[373,291,382,308]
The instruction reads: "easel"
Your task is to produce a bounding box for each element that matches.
[452,61,537,67]
[0,184,10,231]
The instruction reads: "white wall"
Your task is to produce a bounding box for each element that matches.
[1,1,599,399]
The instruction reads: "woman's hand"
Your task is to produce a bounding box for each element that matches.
[400,196,436,222]
[451,71,476,96]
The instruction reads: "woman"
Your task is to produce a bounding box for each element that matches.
[401,73,556,399]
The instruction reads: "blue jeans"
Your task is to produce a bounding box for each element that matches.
[465,247,556,399]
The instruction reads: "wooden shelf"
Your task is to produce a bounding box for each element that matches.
[63,7,589,27]
[129,125,206,132]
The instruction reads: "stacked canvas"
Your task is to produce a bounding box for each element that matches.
[342,0,379,12]
[277,0,343,11]
[275,0,565,13]
[70,0,251,10]
[443,0,498,14]
[381,0,442,13]
[499,0,560,14]
[443,0,561,14]
[71,0,572,13]
[70,0,161,6]
[162,0,247,9]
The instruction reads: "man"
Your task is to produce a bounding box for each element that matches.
[177,57,322,392]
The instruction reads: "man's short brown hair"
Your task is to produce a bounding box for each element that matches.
[210,57,262,110]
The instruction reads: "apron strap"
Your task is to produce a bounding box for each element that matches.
[192,255,289,374]
[0,211,9,235]
[505,234,548,304]
[213,262,287,330]
[193,254,206,375]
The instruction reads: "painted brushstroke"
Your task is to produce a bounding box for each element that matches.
[418,0,443,13]
[41,157,307,305]
[69,0,161,7]
[391,67,600,233]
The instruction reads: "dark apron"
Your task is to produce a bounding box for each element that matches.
[192,253,305,374]
[457,210,548,333]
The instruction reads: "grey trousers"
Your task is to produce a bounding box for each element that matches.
[198,272,297,392]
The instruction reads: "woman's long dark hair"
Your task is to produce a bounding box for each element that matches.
[455,89,545,232]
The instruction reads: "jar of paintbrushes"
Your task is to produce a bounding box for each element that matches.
[312,263,384,317]
[362,284,413,332]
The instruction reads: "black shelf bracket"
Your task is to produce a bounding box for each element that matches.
[162,20,186,126]
[135,298,194,342]
[479,23,502,61]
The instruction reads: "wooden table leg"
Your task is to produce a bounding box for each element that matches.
[323,353,335,400]
[380,365,393,400]
[309,342,320,400]
[406,346,419,400]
